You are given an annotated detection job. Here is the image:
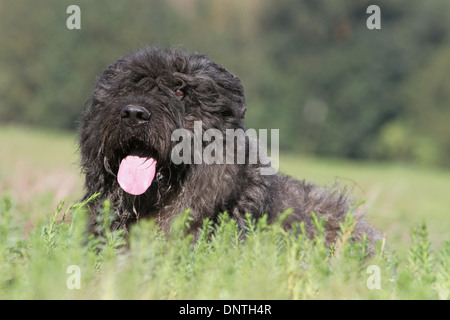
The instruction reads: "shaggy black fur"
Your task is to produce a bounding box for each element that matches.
[80,46,379,247]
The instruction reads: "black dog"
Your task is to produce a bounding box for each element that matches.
[80,46,379,247]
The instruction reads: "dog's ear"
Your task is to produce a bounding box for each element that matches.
[181,58,247,120]
[90,55,136,104]
[211,63,247,119]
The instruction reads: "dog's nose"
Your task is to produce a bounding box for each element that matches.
[120,105,151,126]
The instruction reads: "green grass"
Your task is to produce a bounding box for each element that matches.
[0,125,82,225]
[280,154,450,249]
[1,195,449,299]
[1,125,449,299]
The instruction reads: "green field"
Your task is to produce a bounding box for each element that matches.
[1,125,449,299]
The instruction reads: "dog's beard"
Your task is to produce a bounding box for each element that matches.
[114,130,158,196]
[110,121,176,197]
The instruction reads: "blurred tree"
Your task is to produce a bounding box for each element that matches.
[399,44,450,165]
[0,0,449,166]
[254,0,413,159]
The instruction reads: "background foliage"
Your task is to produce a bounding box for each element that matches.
[1,0,450,165]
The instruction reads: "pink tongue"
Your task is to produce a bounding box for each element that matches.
[117,156,157,195]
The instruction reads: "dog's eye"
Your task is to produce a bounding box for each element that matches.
[174,89,185,98]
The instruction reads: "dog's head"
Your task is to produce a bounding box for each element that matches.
[80,46,246,195]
